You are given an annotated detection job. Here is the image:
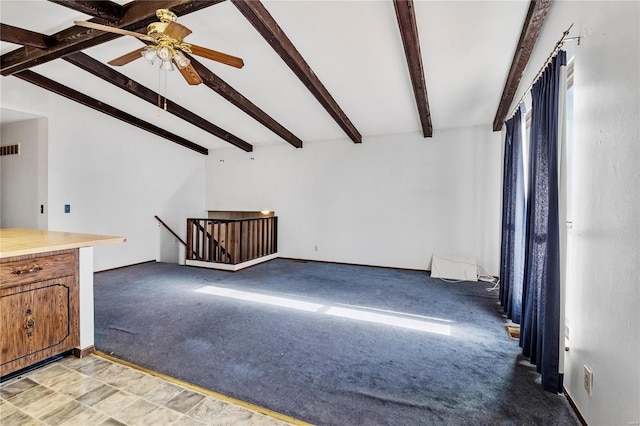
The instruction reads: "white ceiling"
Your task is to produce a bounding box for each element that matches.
[0,0,529,150]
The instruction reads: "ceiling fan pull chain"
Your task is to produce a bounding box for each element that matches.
[164,68,168,111]
[157,66,162,114]
[156,66,169,113]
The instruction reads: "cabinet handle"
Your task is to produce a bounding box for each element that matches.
[25,315,35,337]
[11,266,43,276]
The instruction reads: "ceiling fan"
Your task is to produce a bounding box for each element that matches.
[74,9,244,86]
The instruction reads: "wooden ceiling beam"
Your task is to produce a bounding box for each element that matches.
[14,70,208,155]
[121,0,224,25]
[134,38,301,148]
[0,23,51,49]
[393,0,432,138]
[492,0,552,131]
[63,52,252,152]
[231,0,362,144]
[1,0,224,76]
[46,1,124,23]
[188,56,303,148]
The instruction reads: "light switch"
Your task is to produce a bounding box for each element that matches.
[64,204,70,213]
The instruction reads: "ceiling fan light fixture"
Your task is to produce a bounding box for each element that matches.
[173,50,190,70]
[141,46,157,65]
[160,59,175,72]
[156,45,173,61]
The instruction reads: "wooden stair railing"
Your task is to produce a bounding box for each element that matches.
[190,219,233,263]
[187,217,277,265]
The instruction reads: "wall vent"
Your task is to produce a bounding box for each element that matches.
[0,144,20,156]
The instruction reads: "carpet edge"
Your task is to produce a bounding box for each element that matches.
[94,351,312,426]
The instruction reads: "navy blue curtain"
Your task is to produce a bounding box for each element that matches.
[520,50,566,394]
[499,105,525,324]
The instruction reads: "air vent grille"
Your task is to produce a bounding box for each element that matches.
[0,144,20,156]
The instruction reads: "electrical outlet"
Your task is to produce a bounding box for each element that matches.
[584,365,593,396]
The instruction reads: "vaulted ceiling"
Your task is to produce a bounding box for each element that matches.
[0,0,550,154]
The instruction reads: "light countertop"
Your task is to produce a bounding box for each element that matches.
[0,228,125,258]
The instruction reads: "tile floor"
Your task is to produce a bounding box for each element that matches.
[0,354,296,426]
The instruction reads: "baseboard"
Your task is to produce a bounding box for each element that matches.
[563,387,588,426]
[279,257,428,273]
[73,345,95,358]
[279,258,498,280]
[186,254,278,272]
[94,260,156,274]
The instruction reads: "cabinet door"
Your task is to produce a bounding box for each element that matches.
[30,280,75,351]
[0,276,79,375]
[0,288,33,364]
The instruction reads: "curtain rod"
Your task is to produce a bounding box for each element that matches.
[506,24,580,121]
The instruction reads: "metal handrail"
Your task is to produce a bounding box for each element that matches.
[155,215,186,246]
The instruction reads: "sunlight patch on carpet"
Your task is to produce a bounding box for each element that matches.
[195,285,451,336]
[337,303,454,323]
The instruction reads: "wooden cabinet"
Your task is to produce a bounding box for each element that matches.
[0,249,79,376]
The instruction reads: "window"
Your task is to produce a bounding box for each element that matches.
[565,60,575,225]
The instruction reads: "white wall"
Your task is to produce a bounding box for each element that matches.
[1,77,207,271]
[567,2,640,423]
[519,1,640,424]
[206,127,502,274]
[0,118,48,229]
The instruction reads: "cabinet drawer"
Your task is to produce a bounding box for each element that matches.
[0,250,77,289]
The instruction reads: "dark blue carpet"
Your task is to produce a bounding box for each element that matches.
[94,259,580,425]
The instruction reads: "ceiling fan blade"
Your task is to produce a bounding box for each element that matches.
[108,47,146,66]
[74,20,152,41]
[189,45,244,69]
[176,62,203,85]
[164,22,192,41]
